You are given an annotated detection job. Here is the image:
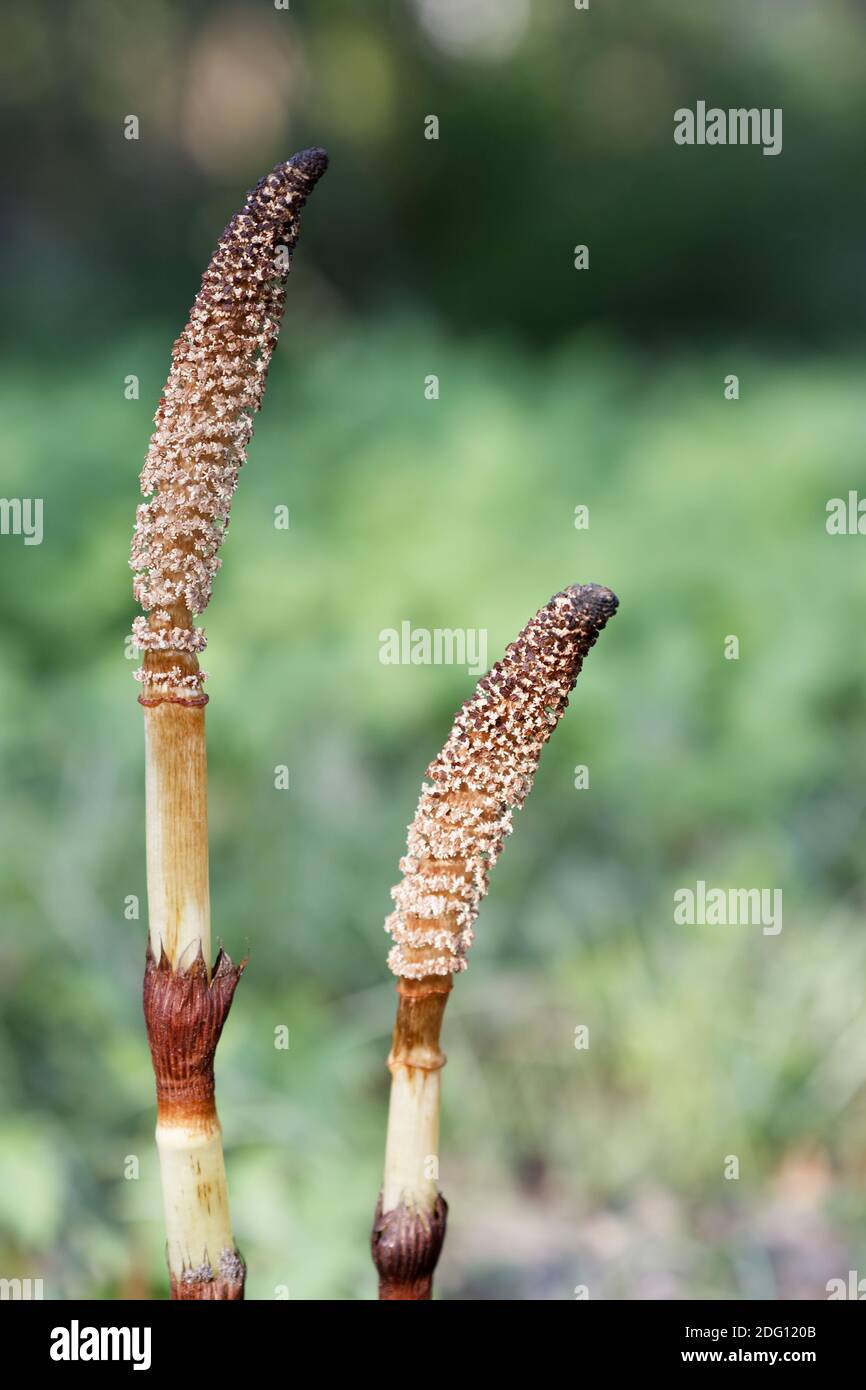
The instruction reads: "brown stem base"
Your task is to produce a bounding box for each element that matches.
[371,1193,448,1301]
[170,1250,246,1301]
[379,1275,433,1301]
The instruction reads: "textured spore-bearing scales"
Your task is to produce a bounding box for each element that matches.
[130,148,328,701]
[386,584,618,978]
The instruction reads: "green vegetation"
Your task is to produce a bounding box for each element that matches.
[1,321,864,1297]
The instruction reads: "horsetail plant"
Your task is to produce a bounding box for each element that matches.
[130,148,327,1299]
[371,583,619,1299]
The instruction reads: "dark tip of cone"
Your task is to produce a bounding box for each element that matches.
[567,583,619,622]
[289,146,329,184]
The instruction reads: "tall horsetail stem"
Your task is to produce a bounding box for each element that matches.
[130,148,327,1299]
[372,583,618,1299]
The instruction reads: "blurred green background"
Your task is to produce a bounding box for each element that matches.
[2,0,866,1300]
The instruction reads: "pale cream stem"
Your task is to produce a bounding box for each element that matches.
[143,697,242,1297]
[144,703,210,970]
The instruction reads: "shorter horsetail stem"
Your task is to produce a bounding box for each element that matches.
[371,583,618,1299]
[131,148,327,1298]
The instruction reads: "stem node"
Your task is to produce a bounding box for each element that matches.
[371,1194,448,1301]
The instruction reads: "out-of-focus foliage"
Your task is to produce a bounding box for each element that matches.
[5,0,866,349]
[1,321,865,1297]
[1,0,865,1300]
